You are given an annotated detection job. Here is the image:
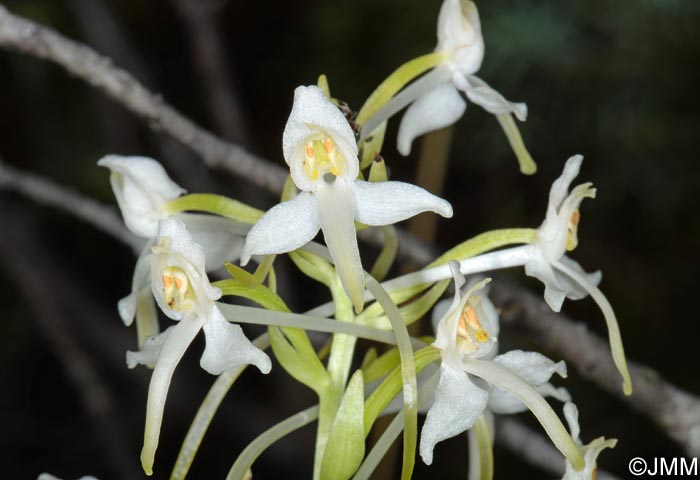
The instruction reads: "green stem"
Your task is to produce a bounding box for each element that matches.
[428,228,537,268]
[226,405,320,480]
[164,193,263,224]
[170,334,270,480]
[356,51,447,126]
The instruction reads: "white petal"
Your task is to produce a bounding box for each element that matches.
[282,85,358,190]
[98,155,185,238]
[397,82,466,155]
[419,363,488,465]
[118,243,153,326]
[537,159,594,261]
[316,179,365,313]
[241,191,320,264]
[466,276,500,341]
[493,350,567,385]
[437,0,484,75]
[548,155,584,212]
[361,66,454,139]
[524,248,569,311]
[431,298,452,336]
[554,256,602,301]
[525,252,601,312]
[487,350,568,414]
[126,327,173,369]
[140,314,204,475]
[561,403,618,480]
[432,262,465,352]
[200,306,271,375]
[151,218,221,320]
[353,179,453,225]
[563,402,581,444]
[462,76,527,121]
[179,213,246,269]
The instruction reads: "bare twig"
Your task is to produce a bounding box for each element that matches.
[1,2,698,463]
[0,158,140,250]
[171,0,250,144]
[496,418,621,480]
[0,4,287,194]
[491,280,700,458]
[0,206,140,480]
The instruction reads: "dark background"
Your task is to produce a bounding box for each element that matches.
[0,0,698,478]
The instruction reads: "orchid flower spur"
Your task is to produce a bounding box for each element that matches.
[420,262,576,468]
[241,85,452,312]
[99,155,246,343]
[126,217,271,475]
[561,402,617,480]
[360,0,535,174]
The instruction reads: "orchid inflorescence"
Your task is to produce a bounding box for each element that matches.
[98,1,629,478]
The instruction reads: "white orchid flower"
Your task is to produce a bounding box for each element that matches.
[561,402,617,480]
[383,155,632,395]
[127,217,271,475]
[524,154,601,312]
[99,156,245,342]
[420,262,571,466]
[241,85,452,312]
[361,0,533,172]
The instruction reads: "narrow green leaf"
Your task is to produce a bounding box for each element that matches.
[213,278,288,313]
[360,348,378,371]
[269,326,329,395]
[362,348,400,384]
[320,371,366,480]
[289,250,334,286]
[363,347,440,435]
[369,225,397,281]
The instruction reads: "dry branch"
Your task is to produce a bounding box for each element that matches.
[1,2,698,465]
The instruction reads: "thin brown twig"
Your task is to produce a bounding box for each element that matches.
[1,2,699,463]
[171,0,250,145]
[496,418,621,480]
[0,206,140,480]
[0,4,286,194]
[0,158,141,250]
[491,279,700,458]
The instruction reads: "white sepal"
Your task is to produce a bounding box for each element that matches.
[98,155,185,238]
[462,75,528,121]
[282,85,358,191]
